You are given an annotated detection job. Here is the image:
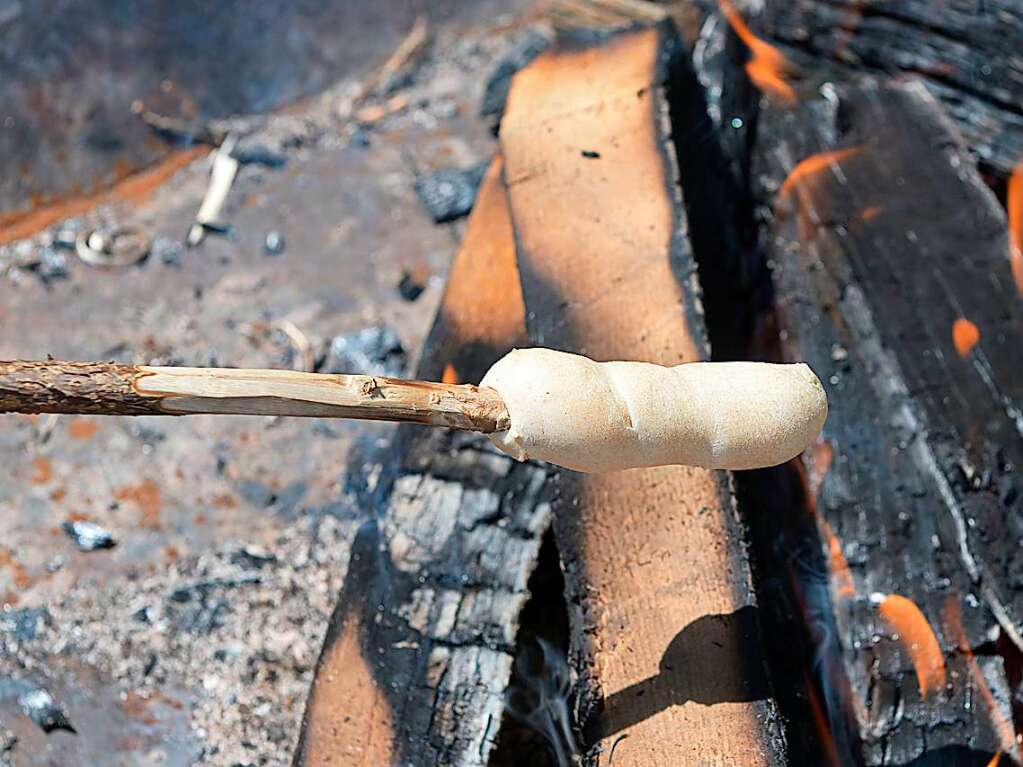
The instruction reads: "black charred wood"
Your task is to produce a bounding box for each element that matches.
[753,79,1022,764]
[760,0,1023,175]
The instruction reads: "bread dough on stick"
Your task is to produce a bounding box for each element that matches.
[480,348,827,473]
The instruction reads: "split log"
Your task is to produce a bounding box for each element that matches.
[294,157,551,766]
[753,79,1023,764]
[760,0,1023,175]
[500,23,787,765]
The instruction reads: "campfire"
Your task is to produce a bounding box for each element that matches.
[1,1,1022,766]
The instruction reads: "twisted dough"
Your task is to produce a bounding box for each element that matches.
[480,348,827,473]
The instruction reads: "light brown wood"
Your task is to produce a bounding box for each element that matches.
[501,23,785,765]
[425,154,528,384]
[0,360,509,433]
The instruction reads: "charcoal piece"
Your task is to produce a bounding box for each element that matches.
[152,236,184,266]
[34,248,68,282]
[321,325,406,377]
[264,230,285,255]
[479,30,551,121]
[61,520,116,551]
[18,688,75,734]
[413,163,488,224]
[230,546,278,569]
[397,270,425,301]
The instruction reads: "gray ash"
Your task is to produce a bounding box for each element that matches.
[0,608,50,643]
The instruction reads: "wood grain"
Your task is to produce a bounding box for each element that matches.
[500,23,785,766]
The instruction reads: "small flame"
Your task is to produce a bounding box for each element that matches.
[802,442,855,600]
[952,317,980,358]
[822,522,855,599]
[441,363,459,385]
[778,147,865,202]
[860,206,884,222]
[876,594,946,698]
[943,597,1017,754]
[1008,160,1023,297]
[987,753,1002,767]
[718,0,798,106]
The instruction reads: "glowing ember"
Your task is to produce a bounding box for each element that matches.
[875,594,946,698]
[1008,160,1023,297]
[952,317,980,358]
[442,363,459,385]
[718,0,798,106]
[778,147,865,201]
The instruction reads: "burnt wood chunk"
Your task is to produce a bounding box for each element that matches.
[500,23,786,765]
[761,0,1023,175]
[754,80,1022,764]
[294,158,551,767]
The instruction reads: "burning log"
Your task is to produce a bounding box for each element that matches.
[292,157,552,766]
[499,22,786,764]
[752,79,1023,764]
[758,0,1023,176]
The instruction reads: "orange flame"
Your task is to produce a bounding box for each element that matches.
[823,521,855,599]
[952,317,980,358]
[876,594,946,698]
[987,753,1001,767]
[943,597,1017,754]
[441,363,459,385]
[779,147,865,201]
[802,441,856,600]
[1008,160,1023,297]
[718,0,798,106]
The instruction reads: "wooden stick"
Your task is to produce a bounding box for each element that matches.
[0,360,510,433]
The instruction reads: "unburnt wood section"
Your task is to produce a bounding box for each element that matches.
[758,0,1023,176]
[294,158,552,767]
[754,80,1023,764]
[500,24,786,765]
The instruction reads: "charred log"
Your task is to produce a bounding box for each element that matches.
[751,79,1022,765]
[294,159,554,767]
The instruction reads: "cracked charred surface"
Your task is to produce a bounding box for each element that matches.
[755,81,1023,764]
[500,23,786,766]
[759,0,1023,176]
[294,158,553,766]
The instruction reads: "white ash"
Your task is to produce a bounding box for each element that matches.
[0,514,356,766]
